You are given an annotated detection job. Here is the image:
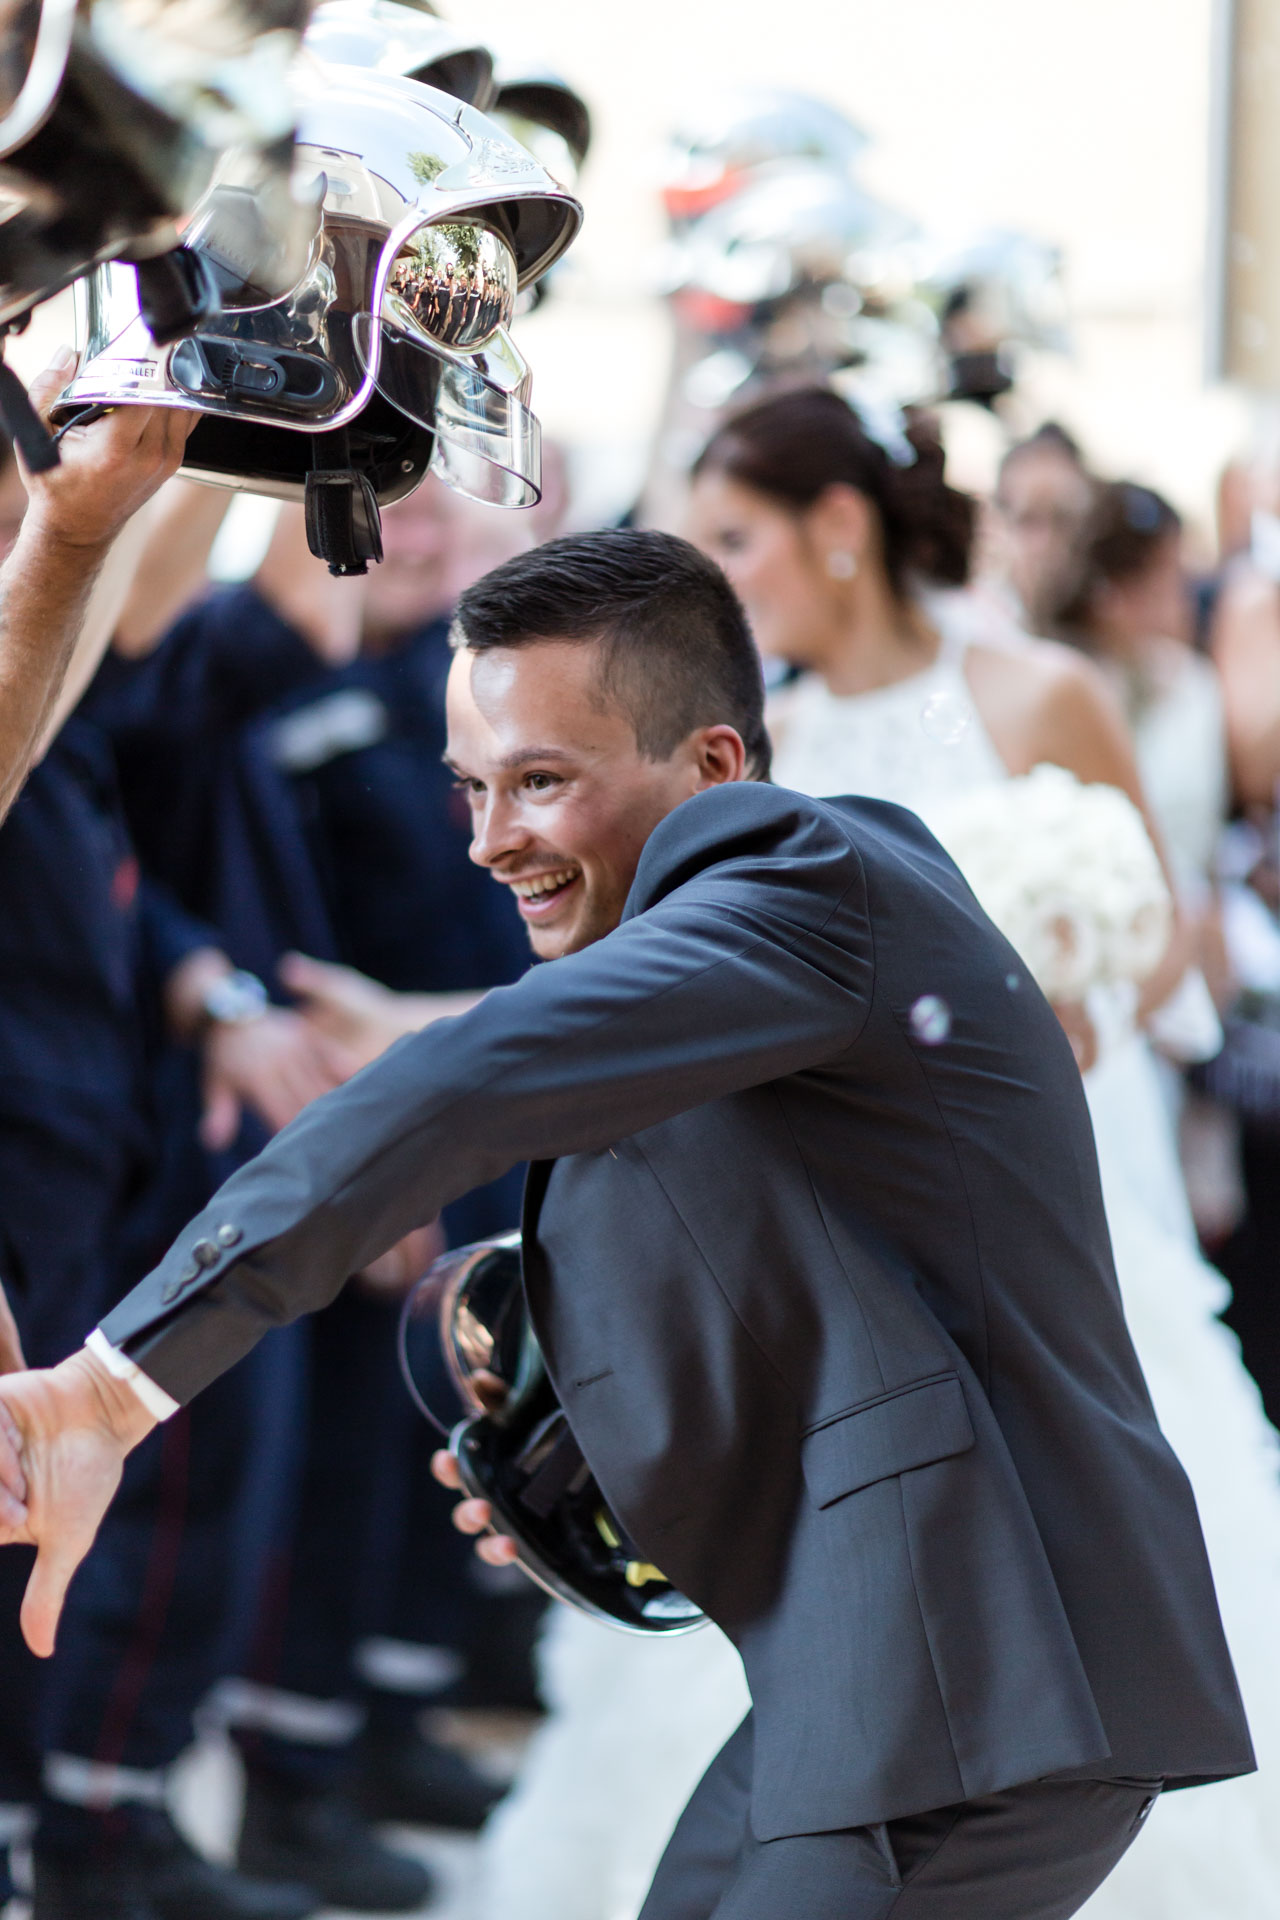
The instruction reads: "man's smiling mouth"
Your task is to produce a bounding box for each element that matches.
[506,865,582,912]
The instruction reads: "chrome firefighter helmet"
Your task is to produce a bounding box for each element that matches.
[666,157,913,311]
[662,87,869,226]
[917,228,1069,404]
[491,58,591,192]
[0,0,311,331]
[304,0,496,108]
[51,62,582,568]
[400,1235,706,1636]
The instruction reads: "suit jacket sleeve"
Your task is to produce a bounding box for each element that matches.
[100,785,874,1403]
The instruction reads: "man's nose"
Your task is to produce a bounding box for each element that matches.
[468,792,529,869]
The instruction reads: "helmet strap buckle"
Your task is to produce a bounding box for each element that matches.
[304,467,384,576]
[131,248,221,348]
[0,332,59,474]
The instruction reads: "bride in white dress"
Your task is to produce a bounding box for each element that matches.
[475,391,1280,1920]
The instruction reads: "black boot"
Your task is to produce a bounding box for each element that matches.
[34,1807,319,1920]
[239,1770,434,1915]
[354,1723,504,1832]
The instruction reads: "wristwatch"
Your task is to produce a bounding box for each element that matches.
[201,968,269,1028]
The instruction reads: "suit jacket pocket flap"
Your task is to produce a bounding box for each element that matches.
[802,1373,975,1509]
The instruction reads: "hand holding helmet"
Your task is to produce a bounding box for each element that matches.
[403,1236,706,1634]
[19,346,194,553]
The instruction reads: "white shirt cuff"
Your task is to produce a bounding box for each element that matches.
[84,1330,181,1423]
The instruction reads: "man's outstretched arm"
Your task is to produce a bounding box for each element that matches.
[0,357,193,823]
[0,784,873,1649]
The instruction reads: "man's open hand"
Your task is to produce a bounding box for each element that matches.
[0,1349,158,1656]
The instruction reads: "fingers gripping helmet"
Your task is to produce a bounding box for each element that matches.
[304,0,496,109]
[400,1235,706,1635]
[52,63,582,570]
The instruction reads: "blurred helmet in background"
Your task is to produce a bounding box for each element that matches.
[917,228,1069,405]
[490,58,592,192]
[661,85,869,227]
[304,0,495,107]
[52,63,581,569]
[663,155,934,417]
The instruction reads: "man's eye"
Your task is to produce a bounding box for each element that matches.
[452,777,483,796]
[525,772,560,793]
[717,529,747,554]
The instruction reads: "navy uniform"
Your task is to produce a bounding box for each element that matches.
[0,718,313,1920]
[89,581,532,1890]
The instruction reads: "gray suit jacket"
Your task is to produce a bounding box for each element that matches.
[103,783,1252,1836]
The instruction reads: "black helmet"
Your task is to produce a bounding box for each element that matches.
[400,1234,706,1636]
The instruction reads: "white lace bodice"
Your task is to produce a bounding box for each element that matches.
[767,589,1008,817]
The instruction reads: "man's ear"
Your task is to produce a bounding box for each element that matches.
[692,725,747,789]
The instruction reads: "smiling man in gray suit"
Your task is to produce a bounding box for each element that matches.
[0,529,1254,1919]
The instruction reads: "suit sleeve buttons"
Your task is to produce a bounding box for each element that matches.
[215,1224,243,1249]
[192,1239,220,1268]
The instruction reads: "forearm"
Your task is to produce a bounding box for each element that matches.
[0,516,110,822]
[386,990,484,1039]
[103,884,868,1402]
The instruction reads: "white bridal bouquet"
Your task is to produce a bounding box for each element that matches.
[927,765,1172,1003]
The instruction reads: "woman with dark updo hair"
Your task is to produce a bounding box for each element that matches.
[685,386,1162,851]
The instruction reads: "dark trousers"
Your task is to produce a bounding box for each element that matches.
[639,1717,1159,1920]
[38,1331,304,1808]
[233,1286,414,1785]
[234,1179,529,1780]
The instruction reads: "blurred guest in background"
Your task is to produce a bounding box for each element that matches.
[0,424,332,1920]
[1050,481,1225,895]
[86,473,548,1912]
[1048,477,1238,1254]
[1207,532,1280,1433]
[986,421,1095,636]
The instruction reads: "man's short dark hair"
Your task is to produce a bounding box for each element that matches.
[451,529,772,781]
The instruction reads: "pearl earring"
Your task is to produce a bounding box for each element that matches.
[826,550,858,580]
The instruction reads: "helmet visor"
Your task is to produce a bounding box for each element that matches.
[384,221,518,352]
[353,311,540,507]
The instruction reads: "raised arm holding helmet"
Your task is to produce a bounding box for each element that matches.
[0,355,194,823]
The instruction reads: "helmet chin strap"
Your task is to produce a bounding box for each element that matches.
[131,248,221,348]
[304,424,385,576]
[0,328,60,474]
